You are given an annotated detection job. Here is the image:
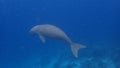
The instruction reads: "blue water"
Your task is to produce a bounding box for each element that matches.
[0,0,120,68]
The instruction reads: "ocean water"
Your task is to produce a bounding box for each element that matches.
[0,0,120,68]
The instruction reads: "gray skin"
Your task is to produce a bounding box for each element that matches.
[30,24,86,58]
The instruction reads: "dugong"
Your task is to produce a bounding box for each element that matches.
[30,24,86,58]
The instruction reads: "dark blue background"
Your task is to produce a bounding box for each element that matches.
[0,0,120,68]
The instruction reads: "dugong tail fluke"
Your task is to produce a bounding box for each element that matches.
[71,43,86,58]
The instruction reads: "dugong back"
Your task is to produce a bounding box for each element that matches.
[37,24,67,39]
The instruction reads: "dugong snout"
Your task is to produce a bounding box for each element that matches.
[29,25,39,34]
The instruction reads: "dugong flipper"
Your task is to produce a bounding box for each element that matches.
[39,35,46,43]
[30,24,86,58]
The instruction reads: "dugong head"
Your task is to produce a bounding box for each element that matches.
[30,25,40,34]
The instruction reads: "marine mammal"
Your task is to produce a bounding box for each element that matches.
[30,24,86,58]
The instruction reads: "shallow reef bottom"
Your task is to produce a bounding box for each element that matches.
[17,55,117,68]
